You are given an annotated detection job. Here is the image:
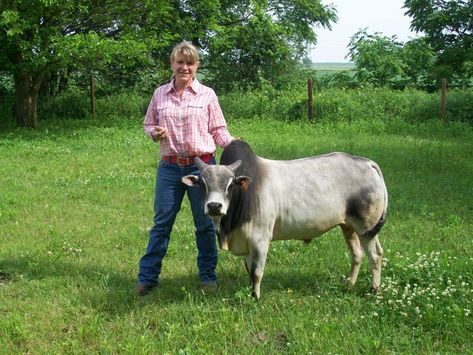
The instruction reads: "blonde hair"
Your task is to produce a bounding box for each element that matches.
[170,41,200,64]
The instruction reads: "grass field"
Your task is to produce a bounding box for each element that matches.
[1,117,472,353]
[311,62,356,78]
[311,62,355,71]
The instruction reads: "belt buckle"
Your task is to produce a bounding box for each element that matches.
[176,156,191,166]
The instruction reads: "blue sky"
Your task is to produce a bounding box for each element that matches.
[310,0,420,62]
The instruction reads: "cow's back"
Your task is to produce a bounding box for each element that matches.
[257,152,387,240]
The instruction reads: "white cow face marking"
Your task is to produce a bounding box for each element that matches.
[181,158,252,218]
[204,169,235,216]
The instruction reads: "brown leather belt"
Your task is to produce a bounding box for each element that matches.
[162,153,214,166]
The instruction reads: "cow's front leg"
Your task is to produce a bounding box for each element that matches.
[247,236,270,300]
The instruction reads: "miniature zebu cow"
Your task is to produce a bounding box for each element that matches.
[182,140,388,300]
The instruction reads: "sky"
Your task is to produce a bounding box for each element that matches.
[310,0,420,63]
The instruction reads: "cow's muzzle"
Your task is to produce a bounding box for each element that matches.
[207,202,224,216]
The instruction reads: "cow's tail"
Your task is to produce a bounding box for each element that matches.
[363,162,388,238]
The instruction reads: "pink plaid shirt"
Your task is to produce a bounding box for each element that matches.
[144,79,234,157]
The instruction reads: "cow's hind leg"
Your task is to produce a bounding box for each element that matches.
[359,234,384,292]
[340,225,363,286]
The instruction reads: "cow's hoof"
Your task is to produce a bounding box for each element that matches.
[251,290,261,301]
[370,285,380,294]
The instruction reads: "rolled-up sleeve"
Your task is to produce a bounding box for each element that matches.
[143,90,159,140]
[207,90,234,148]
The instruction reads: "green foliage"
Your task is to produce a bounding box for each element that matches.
[38,89,149,121]
[347,26,472,90]
[220,86,473,124]
[442,89,473,122]
[199,0,337,91]
[0,0,177,126]
[401,37,437,89]
[95,93,149,121]
[1,0,337,126]
[404,0,473,80]
[38,87,90,120]
[348,30,407,88]
[0,73,14,126]
[32,84,473,126]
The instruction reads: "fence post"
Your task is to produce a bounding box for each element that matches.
[440,78,446,123]
[307,78,314,121]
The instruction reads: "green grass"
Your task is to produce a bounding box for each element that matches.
[311,62,356,70]
[1,117,472,353]
[310,62,356,79]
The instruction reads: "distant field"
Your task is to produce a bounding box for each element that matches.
[311,62,356,71]
[310,62,356,79]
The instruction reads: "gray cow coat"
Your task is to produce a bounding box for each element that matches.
[183,140,388,300]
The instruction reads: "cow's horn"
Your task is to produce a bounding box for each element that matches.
[228,159,241,171]
[194,157,208,171]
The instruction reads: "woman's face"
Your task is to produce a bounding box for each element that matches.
[172,54,198,87]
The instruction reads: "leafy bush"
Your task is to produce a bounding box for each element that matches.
[39,87,90,119]
[95,92,149,120]
[221,86,471,124]
[34,83,473,126]
[0,73,15,127]
[0,93,14,127]
[444,89,473,123]
[38,89,149,121]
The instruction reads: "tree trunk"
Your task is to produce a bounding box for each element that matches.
[14,69,43,128]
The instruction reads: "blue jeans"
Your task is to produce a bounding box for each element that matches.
[137,159,217,287]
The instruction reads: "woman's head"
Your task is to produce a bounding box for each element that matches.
[170,41,200,65]
[170,41,200,86]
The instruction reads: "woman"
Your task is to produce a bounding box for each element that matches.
[136,41,236,296]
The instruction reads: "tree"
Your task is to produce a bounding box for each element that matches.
[1,0,337,127]
[404,0,473,82]
[401,37,436,89]
[348,29,406,87]
[173,0,337,91]
[0,0,174,127]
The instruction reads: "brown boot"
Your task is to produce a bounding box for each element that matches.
[200,281,218,293]
[135,284,157,296]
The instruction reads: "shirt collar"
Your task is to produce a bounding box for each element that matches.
[166,78,202,95]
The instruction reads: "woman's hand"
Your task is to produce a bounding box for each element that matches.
[152,126,168,142]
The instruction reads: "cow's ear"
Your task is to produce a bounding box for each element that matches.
[182,175,200,186]
[235,176,252,192]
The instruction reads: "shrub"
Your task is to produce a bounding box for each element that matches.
[230,86,469,124]
[38,89,149,121]
[444,89,473,123]
[95,92,149,120]
[34,83,473,126]
[39,87,90,119]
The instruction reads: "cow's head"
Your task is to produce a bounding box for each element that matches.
[182,157,252,218]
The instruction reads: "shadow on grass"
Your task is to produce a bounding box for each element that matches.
[0,254,368,315]
[0,117,138,142]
